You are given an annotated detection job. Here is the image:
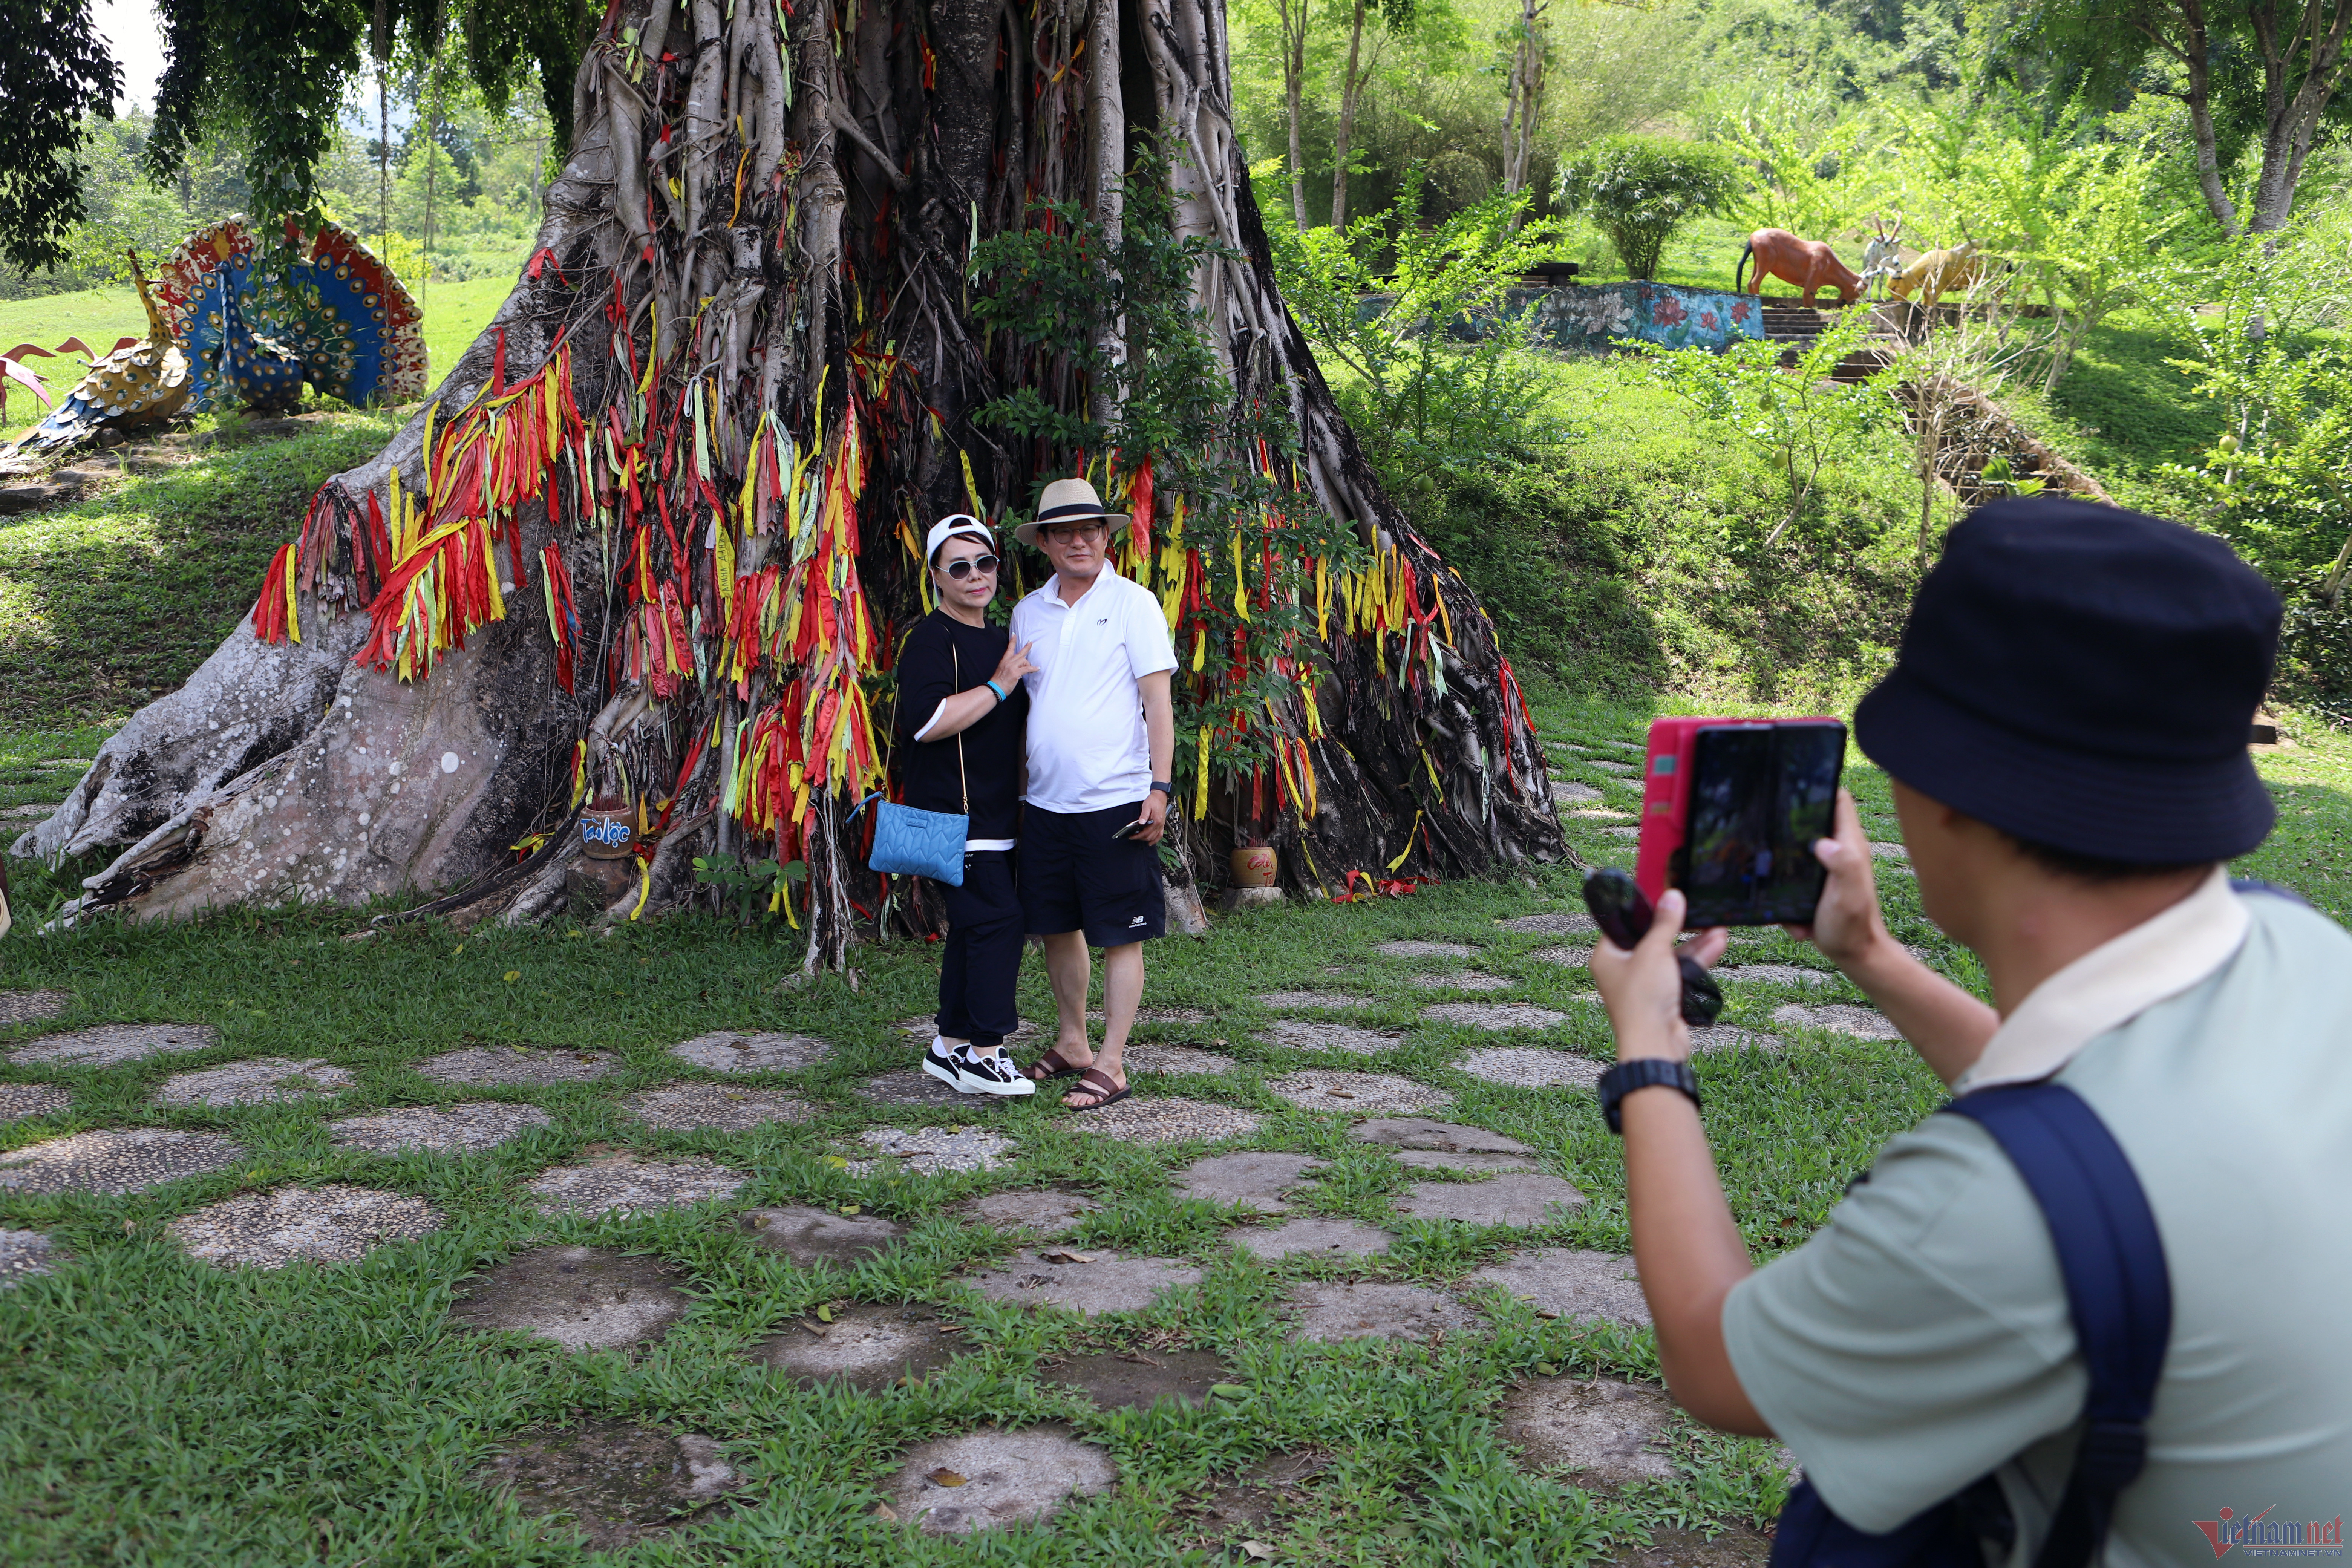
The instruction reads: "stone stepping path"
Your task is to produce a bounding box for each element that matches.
[900,1014,1042,1045]
[1472,1249,1650,1325]
[1420,1001,1567,1031]
[739,1205,903,1265]
[1125,1044,1237,1076]
[1564,807,1634,820]
[859,1069,973,1107]
[416,1046,618,1085]
[1268,1070,1451,1115]
[1715,965,1834,987]
[1255,991,1374,1011]
[2,1228,61,1287]
[1175,1151,1323,1211]
[888,1425,1115,1534]
[155,1057,353,1107]
[0,1127,245,1193]
[476,1421,737,1551]
[1871,841,1911,862]
[1348,1117,1527,1153]
[1530,947,1592,972]
[1499,1378,1678,1484]
[1394,1172,1585,1227]
[1602,826,1642,840]
[1265,1018,1403,1055]
[1690,1025,1781,1054]
[1063,1096,1262,1145]
[8,1022,217,1067]
[850,1125,1015,1173]
[1583,759,1636,774]
[759,1302,960,1389]
[1233,1217,1392,1260]
[1772,1003,1900,1040]
[1394,1147,1544,1173]
[956,1188,1102,1234]
[0,990,70,1025]
[1495,912,1595,935]
[0,1082,71,1121]
[1407,969,1516,991]
[526,1156,746,1216]
[1288,1281,1479,1342]
[1550,782,1603,804]
[965,1249,1202,1315]
[451,1246,690,1350]
[669,1030,830,1073]
[1372,940,1476,959]
[1045,1348,1229,1410]
[171,1184,442,1268]
[1456,1047,1603,1090]
[624,1083,815,1130]
[327,1101,551,1153]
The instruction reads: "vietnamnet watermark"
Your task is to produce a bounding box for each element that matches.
[2194,1507,2347,1558]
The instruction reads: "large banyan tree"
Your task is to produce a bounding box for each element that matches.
[18,0,1563,962]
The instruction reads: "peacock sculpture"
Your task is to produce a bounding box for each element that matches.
[8,252,192,456]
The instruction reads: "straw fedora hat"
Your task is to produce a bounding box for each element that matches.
[1012,476,1129,547]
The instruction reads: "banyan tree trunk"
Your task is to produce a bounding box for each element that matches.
[16,0,1564,963]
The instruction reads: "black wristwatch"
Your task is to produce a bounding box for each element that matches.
[1597,1058,1701,1135]
[1149,780,1174,796]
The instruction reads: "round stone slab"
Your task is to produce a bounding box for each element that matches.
[1266,1019,1404,1055]
[1175,1151,1324,1211]
[1125,1045,1237,1076]
[1525,947,1589,969]
[451,1245,691,1350]
[476,1421,737,1551]
[738,1205,905,1265]
[155,1057,353,1107]
[850,1126,1015,1174]
[170,1184,443,1269]
[1584,759,1636,774]
[1,1228,61,1288]
[1266,1070,1452,1115]
[526,1156,746,1216]
[1472,1249,1650,1325]
[1393,1148,1544,1174]
[1349,1118,1530,1154]
[327,1101,552,1153]
[8,1022,217,1068]
[964,1249,1203,1315]
[1393,1172,1586,1227]
[1499,1378,1678,1484]
[1715,965,1834,987]
[1256,991,1374,1011]
[1772,1003,1901,1041]
[1421,1001,1567,1031]
[1372,940,1477,959]
[669,1031,830,1074]
[1690,1025,1780,1055]
[888,1424,1115,1534]
[858,1069,972,1107]
[0,1127,245,1194]
[0,1082,72,1122]
[1494,912,1595,936]
[1408,970,1516,992]
[1872,841,1912,863]
[1457,1047,1603,1091]
[954,1188,1102,1235]
[0,990,70,1026]
[416,1046,618,1086]
[1063,1096,1263,1145]
[1287,1281,1481,1342]
[624,1083,815,1131]
[1550,781,1603,804]
[1232,1217,1392,1260]
[758,1302,961,1389]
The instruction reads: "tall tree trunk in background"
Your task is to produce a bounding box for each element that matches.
[1277,0,1311,227]
[2139,0,2352,236]
[1499,0,1547,219]
[1331,0,1368,231]
[20,0,1565,959]
[374,0,390,245]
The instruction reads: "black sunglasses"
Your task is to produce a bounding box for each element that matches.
[942,554,1000,579]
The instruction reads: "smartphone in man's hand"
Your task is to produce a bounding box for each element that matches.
[1112,818,1148,841]
[1635,717,1846,929]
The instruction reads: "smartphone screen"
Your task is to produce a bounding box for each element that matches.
[1676,721,1845,926]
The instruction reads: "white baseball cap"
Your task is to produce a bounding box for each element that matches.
[925,513,997,564]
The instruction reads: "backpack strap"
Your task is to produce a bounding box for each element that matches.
[1940,1083,2173,1568]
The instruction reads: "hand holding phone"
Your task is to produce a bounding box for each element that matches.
[1583,867,1724,1027]
[1112,818,1147,841]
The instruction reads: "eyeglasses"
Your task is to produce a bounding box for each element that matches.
[1042,522,1109,543]
[941,554,999,579]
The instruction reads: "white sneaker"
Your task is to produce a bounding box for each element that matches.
[922,1038,968,1090]
[953,1048,1037,1096]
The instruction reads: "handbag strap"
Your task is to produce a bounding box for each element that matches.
[1940,1082,2173,1568]
[951,642,969,816]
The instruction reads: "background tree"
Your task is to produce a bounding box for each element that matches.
[1555,133,1741,279]
[1498,0,1550,210]
[0,0,122,271]
[1331,0,1417,229]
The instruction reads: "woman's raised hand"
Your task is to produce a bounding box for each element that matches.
[993,639,1039,688]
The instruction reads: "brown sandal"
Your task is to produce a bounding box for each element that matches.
[1064,1067,1131,1111]
[1027,1048,1086,1083]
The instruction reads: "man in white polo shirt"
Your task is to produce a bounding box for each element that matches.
[1009,477,1179,1112]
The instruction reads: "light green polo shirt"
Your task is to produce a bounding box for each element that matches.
[1723,889,2352,1567]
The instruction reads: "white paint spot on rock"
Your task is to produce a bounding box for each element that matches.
[440,752,460,773]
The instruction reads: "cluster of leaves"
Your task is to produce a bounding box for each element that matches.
[0,0,123,271]
[1553,136,1744,282]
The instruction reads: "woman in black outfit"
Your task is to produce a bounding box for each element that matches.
[895,515,1040,1095]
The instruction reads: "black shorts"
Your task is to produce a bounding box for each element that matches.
[1019,801,1165,946]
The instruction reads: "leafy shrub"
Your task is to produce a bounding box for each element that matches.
[1554,136,1745,282]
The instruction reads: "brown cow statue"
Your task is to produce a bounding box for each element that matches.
[1735,228,1863,305]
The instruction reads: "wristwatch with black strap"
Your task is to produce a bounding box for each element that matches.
[1597,1058,1701,1135]
[1149,780,1174,795]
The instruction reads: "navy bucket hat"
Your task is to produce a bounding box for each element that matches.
[1854,497,2282,863]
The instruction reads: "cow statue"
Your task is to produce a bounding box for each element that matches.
[1858,213,1905,300]
[1889,241,1990,306]
[1735,228,1864,305]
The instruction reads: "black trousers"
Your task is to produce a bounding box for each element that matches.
[934,850,1024,1048]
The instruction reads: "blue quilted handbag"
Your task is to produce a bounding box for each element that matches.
[866,643,974,886]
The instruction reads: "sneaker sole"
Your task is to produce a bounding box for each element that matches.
[958,1075,1037,1096]
[922,1057,978,1093]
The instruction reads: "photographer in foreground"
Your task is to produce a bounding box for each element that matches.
[1590,499,2350,1565]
